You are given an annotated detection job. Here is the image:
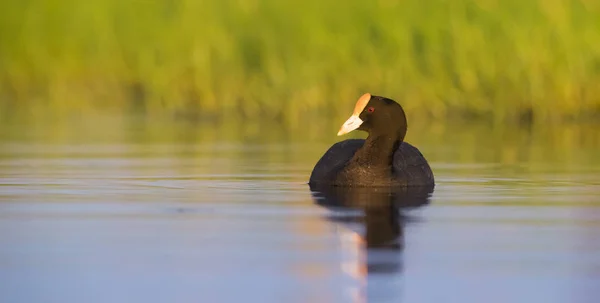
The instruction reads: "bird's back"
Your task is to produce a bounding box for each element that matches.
[309,139,434,187]
[391,141,435,186]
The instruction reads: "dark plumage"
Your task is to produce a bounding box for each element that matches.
[308,93,434,187]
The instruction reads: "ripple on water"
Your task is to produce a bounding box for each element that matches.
[1,132,600,303]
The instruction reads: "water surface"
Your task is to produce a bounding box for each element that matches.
[1,116,599,303]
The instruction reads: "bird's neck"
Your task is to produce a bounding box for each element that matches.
[352,133,401,168]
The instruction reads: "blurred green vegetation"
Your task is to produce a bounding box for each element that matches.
[1,0,600,127]
[1,113,599,176]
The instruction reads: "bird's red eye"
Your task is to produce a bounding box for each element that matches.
[367,107,375,113]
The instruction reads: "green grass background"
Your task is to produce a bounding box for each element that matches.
[1,0,600,127]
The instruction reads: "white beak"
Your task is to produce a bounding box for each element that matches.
[337,115,363,136]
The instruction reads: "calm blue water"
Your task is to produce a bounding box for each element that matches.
[0,118,599,303]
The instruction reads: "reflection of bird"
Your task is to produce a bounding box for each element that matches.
[309,184,434,269]
[309,184,434,303]
[309,93,435,187]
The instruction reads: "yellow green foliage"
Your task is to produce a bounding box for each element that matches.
[1,0,600,126]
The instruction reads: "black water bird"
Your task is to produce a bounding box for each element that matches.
[309,93,435,187]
